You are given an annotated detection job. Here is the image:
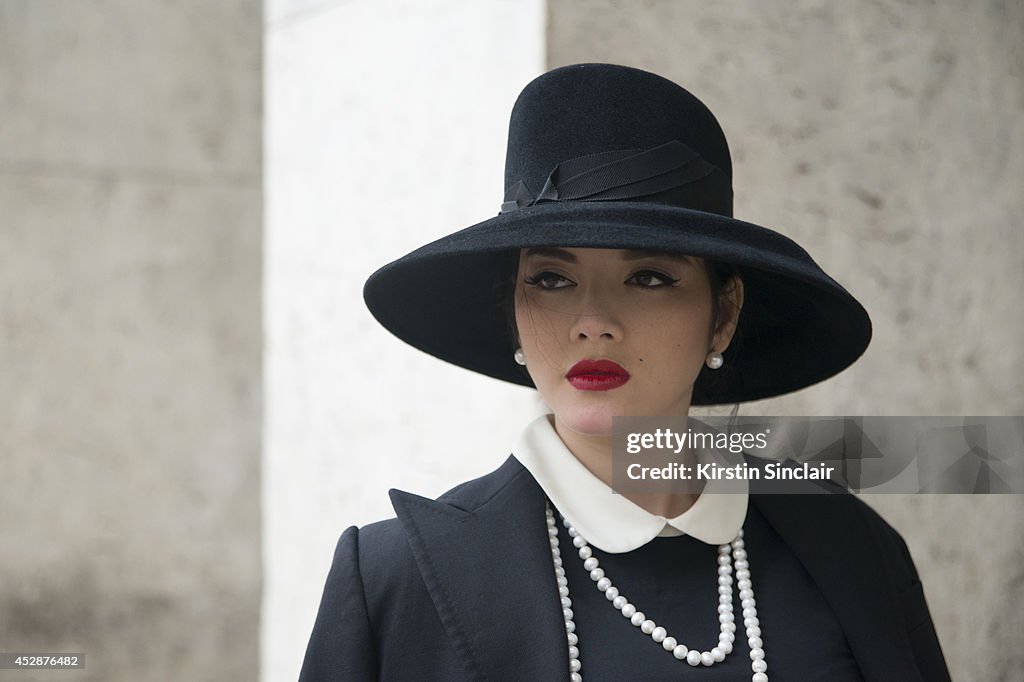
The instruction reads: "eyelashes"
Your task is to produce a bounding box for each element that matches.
[522,269,681,290]
[522,271,573,289]
[628,270,681,287]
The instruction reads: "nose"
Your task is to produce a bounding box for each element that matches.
[568,292,623,342]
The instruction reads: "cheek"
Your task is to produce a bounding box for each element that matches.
[514,295,567,372]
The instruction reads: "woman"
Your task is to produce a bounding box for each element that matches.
[299,63,950,681]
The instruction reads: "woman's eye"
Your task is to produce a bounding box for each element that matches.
[524,271,574,289]
[628,270,680,287]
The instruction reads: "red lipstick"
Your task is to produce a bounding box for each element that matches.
[566,359,630,391]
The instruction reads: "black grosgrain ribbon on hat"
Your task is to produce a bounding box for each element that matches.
[500,140,721,213]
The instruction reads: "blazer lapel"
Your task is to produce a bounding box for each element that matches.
[389,457,566,682]
[751,492,923,682]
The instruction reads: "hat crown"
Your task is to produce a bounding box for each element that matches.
[503,63,733,214]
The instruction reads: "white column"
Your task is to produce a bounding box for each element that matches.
[264,1,546,679]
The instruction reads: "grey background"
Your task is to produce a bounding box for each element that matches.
[1,1,1021,681]
[1,2,261,681]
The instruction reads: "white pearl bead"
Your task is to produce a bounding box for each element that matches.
[640,620,655,635]
[630,612,645,627]
[596,577,611,591]
[621,603,636,618]
[673,644,688,660]
[686,650,701,666]
[612,595,627,610]
[651,626,666,643]
[752,673,768,682]
[700,651,714,666]
[752,658,767,673]
[662,636,677,651]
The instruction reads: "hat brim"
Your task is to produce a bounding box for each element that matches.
[363,201,871,405]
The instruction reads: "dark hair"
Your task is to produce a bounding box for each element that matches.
[496,249,745,402]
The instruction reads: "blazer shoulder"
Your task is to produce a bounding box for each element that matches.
[391,453,532,513]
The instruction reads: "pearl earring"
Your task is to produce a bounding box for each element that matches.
[705,351,724,369]
[514,348,526,366]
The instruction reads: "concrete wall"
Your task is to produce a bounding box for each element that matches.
[264,1,545,679]
[0,2,262,681]
[547,1,1024,679]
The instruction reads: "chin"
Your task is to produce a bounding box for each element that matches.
[555,402,622,437]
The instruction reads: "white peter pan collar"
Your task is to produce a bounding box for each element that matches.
[513,414,748,553]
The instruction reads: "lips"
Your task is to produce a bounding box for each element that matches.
[566,359,630,391]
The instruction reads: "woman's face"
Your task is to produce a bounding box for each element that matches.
[514,247,742,437]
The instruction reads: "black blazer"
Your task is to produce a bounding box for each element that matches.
[300,456,950,681]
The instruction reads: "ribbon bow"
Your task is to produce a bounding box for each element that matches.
[500,140,720,213]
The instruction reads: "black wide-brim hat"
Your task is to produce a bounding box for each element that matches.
[364,63,871,404]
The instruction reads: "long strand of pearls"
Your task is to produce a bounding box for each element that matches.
[545,501,768,682]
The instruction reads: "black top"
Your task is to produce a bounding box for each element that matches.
[299,455,950,681]
[556,501,865,681]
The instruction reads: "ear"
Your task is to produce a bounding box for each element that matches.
[712,275,744,352]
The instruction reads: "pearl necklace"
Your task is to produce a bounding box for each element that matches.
[545,501,768,682]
